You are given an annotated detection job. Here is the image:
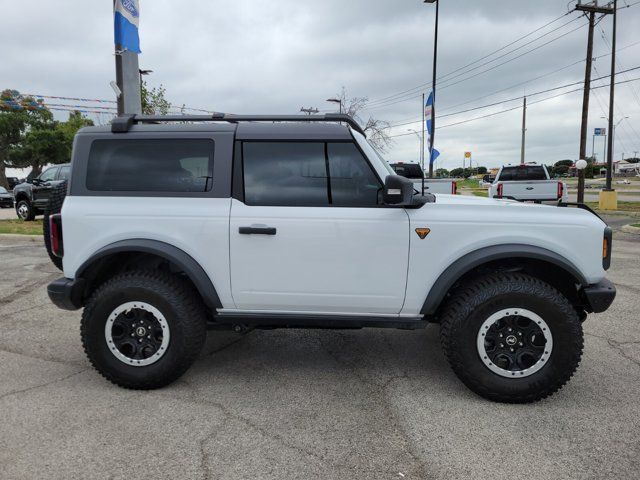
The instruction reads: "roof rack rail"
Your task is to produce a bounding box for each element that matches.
[110,113,366,136]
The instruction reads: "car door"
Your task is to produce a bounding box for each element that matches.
[32,166,59,208]
[229,140,410,315]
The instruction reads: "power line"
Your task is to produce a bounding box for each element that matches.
[386,66,640,130]
[386,76,640,137]
[368,11,574,106]
[366,16,585,109]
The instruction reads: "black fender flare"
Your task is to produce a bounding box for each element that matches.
[76,239,222,310]
[420,244,588,315]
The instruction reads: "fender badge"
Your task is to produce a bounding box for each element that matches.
[415,228,431,240]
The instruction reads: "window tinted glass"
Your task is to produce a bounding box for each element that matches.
[243,142,328,206]
[328,143,381,206]
[391,163,423,179]
[40,168,58,182]
[59,166,71,180]
[87,139,214,192]
[499,166,546,181]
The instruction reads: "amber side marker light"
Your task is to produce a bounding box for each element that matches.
[415,228,431,240]
[603,237,609,259]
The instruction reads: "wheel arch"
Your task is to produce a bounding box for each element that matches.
[421,244,588,317]
[76,239,222,311]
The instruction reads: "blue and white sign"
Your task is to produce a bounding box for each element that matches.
[594,128,607,136]
[114,0,141,53]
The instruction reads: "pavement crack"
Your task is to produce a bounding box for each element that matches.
[0,368,89,401]
[205,331,253,357]
[586,332,640,368]
[0,345,84,367]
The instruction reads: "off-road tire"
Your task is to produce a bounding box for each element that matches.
[439,272,583,403]
[16,199,35,221]
[81,270,207,389]
[43,180,67,271]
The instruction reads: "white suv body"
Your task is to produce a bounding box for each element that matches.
[47,114,615,402]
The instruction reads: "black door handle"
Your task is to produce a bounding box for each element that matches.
[239,226,277,235]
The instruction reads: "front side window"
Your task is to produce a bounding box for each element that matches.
[86,139,214,192]
[328,143,381,206]
[39,168,58,182]
[243,142,329,206]
[58,166,71,180]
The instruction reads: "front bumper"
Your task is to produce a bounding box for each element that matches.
[47,277,85,311]
[581,278,616,313]
[0,198,13,207]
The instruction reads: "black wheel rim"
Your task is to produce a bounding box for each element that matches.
[105,302,170,366]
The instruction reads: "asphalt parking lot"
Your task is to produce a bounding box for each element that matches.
[1,228,639,480]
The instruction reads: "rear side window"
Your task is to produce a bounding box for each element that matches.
[499,166,546,181]
[243,142,329,206]
[86,139,214,192]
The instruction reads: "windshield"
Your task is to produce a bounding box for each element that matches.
[0,187,7,194]
[352,130,395,176]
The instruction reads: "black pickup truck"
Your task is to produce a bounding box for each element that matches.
[13,164,70,221]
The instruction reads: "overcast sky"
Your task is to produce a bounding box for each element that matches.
[3,0,640,176]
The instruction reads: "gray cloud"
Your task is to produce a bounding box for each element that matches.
[2,0,639,174]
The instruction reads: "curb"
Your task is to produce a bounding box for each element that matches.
[621,225,640,235]
[0,233,43,241]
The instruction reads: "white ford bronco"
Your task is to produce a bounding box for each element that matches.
[47,114,616,403]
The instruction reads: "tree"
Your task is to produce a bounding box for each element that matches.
[0,89,48,188]
[141,81,172,115]
[0,90,93,186]
[332,87,391,152]
[477,166,488,174]
[435,168,450,178]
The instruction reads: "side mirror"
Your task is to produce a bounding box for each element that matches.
[382,175,432,209]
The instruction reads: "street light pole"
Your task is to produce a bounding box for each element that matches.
[326,98,343,114]
[424,0,439,179]
[605,0,618,192]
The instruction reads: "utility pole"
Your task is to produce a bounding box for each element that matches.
[300,107,319,115]
[605,0,618,194]
[520,96,527,165]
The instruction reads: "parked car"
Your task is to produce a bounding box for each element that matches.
[12,163,70,220]
[0,186,13,208]
[46,114,615,403]
[488,163,569,202]
[390,162,457,194]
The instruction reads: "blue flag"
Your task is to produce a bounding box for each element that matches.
[425,92,434,136]
[430,148,440,165]
[114,0,141,53]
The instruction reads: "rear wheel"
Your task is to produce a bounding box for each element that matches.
[81,270,207,389]
[439,272,583,403]
[16,199,35,221]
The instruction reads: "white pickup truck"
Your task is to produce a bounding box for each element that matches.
[489,164,568,202]
[390,162,457,195]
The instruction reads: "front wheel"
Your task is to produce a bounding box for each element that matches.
[16,199,35,221]
[439,273,583,403]
[81,270,207,389]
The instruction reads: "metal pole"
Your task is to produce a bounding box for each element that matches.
[428,0,439,179]
[605,0,617,191]
[421,93,425,195]
[603,134,607,169]
[520,96,527,165]
[592,134,596,159]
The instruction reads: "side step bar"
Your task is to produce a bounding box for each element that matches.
[209,313,428,331]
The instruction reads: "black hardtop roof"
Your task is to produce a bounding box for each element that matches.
[98,113,365,138]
